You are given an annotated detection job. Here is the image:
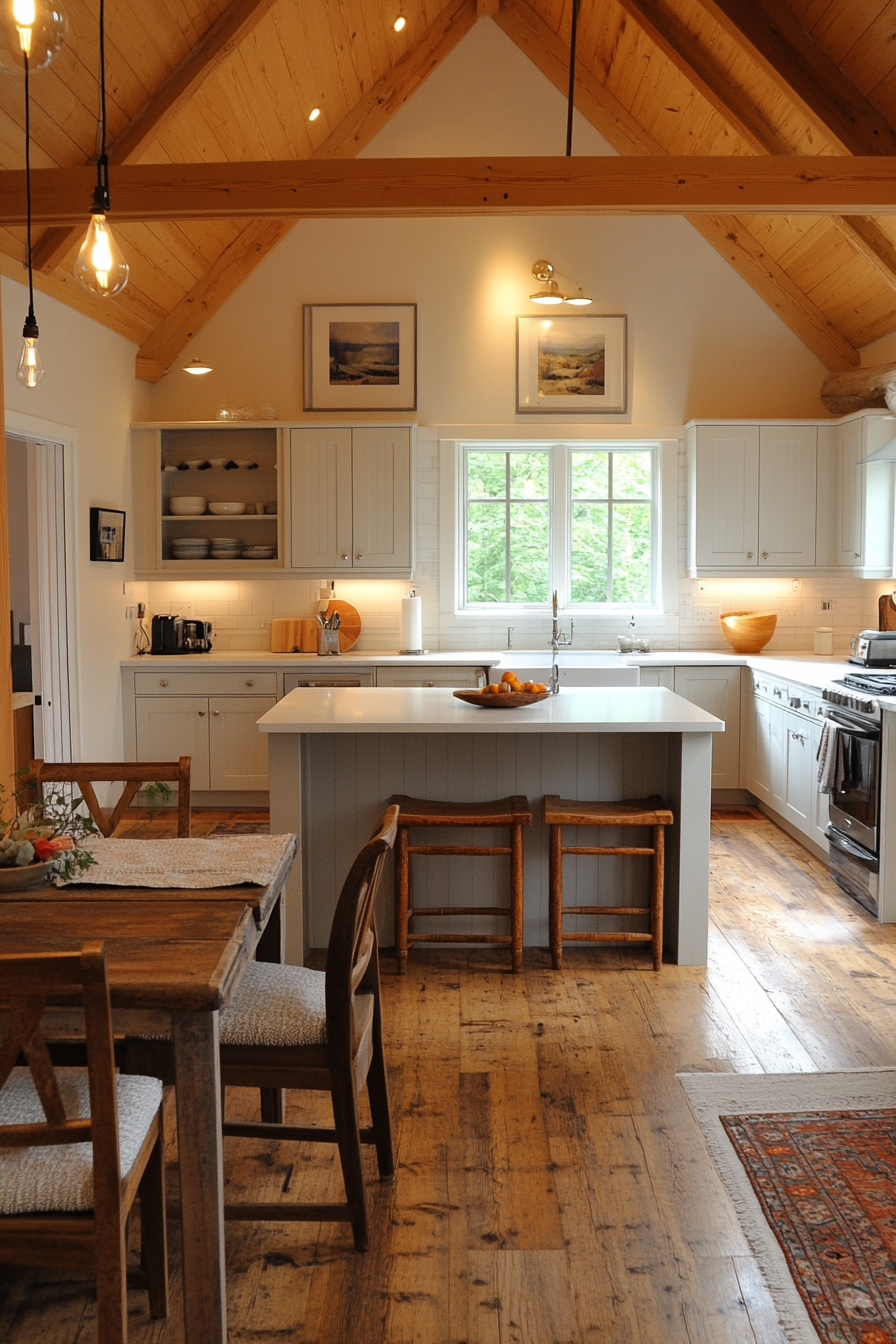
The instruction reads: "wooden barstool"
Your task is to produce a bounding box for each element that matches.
[544,794,674,971]
[393,794,532,973]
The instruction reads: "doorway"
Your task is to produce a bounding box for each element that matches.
[6,434,73,763]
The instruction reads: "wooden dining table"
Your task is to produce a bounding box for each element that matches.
[0,837,296,1344]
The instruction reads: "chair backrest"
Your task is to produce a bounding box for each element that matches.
[0,943,124,1225]
[325,806,399,1040]
[24,759,192,838]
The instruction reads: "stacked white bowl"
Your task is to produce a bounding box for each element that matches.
[242,545,276,560]
[171,536,210,559]
[209,536,243,560]
[169,495,206,516]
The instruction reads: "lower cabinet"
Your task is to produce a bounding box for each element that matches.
[748,673,828,852]
[672,666,741,789]
[135,691,277,791]
[374,666,487,688]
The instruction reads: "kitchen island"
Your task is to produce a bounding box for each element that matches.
[258,685,723,967]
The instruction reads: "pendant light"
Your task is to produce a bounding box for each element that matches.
[16,49,43,387]
[75,0,128,298]
[0,0,67,74]
[182,356,213,376]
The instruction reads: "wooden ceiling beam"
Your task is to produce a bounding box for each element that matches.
[32,0,280,272]
[3,156,896,224]
[132,0,478,382]
[495,0,856,370]
[617,0,896,291]
[697,0,896,156]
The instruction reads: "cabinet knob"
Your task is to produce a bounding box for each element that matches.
[341,554,349,560]
[213,710,220,715]
[761,551,768,559]
[159,679,168,687]
[245,680,254,686]
[198,710,206,717]
[746,551,753,559]
[424,680,433,687]
[356,553,363,560]
[855,552,861,559]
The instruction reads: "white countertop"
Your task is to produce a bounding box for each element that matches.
[256,686,724,734]
[124,650,498,668]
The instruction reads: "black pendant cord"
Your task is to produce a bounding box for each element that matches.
[565,0,581,157]
[23,49,37,335]
[93,0,109,211]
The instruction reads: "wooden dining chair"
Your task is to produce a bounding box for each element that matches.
[24,758,192,837]
[0,942,168,1344]
[125,805,399,1252]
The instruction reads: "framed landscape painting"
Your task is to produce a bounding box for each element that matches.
[304,303,417,411]
[517,314,627,414]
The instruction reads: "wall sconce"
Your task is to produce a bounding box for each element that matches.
[529,260,592,306]
[182,357,213,376]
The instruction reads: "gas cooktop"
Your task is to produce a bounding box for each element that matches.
[840,672,896,696]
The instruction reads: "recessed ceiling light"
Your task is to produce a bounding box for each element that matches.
[393,15,406,31]
[308,107,321,122]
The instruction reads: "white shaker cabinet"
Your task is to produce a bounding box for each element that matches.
[828,414,895,576]
[687,423,817,575]
[672,666,741,789]
[289,426,413,574]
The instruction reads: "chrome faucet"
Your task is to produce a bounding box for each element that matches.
[507,626,514,650]
[548,592,573,695]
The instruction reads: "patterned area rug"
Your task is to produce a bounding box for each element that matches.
[680,1070,896,1344]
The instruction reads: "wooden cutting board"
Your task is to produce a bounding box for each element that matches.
[325,600,361,652]
[880,593,896,631]
[270,602,361,653]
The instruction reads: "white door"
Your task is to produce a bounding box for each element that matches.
[208,695,276,790]
[693,426,759,567]
[673,666,741,788]
[351,427,412,570]
[135,697,210,790]
[758,426,816,567]
[289,428,353,569]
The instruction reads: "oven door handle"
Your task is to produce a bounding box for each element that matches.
[823,711,880,739]
[827,827,878,862]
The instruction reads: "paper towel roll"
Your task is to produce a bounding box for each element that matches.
[400,595,423,653]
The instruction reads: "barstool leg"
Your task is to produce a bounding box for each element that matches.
[548,823,563,970]
[652,823,665,972]
[510,820,524,973]
[395,825,410,975]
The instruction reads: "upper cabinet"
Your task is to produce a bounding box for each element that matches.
[289,426,413,575]
[688,415,895,577]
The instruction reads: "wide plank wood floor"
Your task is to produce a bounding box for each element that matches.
[3,808,896,1343]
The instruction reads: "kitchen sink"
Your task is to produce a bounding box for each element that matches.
[492,651,640,687]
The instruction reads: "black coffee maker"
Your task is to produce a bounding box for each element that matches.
[150,614,183,654]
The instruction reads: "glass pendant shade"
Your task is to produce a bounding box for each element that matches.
[16,333,43,387]
[0,0,67,72]
[75,212,129,297]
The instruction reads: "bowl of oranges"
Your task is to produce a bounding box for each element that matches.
[453,671,551,709]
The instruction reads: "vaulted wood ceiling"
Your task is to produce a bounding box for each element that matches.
[0,0,894,381]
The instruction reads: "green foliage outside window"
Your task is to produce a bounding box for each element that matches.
[464,445,654,607]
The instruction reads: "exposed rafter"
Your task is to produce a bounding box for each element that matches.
[698,0,896,156]
[494,0,858,369]
[32,0,280,273]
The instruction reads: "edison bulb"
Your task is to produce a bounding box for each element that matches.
[0,0,67,72]
[74,213,129,297]
[16,334,43,387]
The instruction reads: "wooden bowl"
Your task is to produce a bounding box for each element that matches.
[719,611,777,654]
[453,690,551,709]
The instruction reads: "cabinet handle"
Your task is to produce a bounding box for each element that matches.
[855,552,861,559]
[159,679,168,687]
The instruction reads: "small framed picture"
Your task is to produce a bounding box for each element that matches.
[517,314,627,414]
[89,507,126,562]
[303,303,417,411]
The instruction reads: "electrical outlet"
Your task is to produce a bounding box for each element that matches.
[791,579,801,593]
[694,579,706,593]
[693,605,720,624]
[783,601,801,623]
[125,606,137,620]
[820,599,833,612]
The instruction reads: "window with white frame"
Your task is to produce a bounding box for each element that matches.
[461,442,658,610]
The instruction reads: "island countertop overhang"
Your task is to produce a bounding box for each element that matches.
[256,685,725,734]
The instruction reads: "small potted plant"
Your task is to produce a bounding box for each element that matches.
[0,775,99,888]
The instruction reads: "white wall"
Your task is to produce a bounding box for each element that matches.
[3,275,149,760]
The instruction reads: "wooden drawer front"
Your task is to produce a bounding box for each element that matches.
[375,666,486,688]
[135,671,278,696]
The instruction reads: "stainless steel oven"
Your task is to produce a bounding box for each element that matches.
[821,674,885,915]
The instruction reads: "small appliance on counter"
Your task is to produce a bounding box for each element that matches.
[848,630,896,667]
[150,614,213,654]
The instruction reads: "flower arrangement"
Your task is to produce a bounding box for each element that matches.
[1,775,99,882]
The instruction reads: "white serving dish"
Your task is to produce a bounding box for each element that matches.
[169,496,207,515]
[207,501,246,515]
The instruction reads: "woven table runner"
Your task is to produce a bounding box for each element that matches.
[56,834,296,888]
